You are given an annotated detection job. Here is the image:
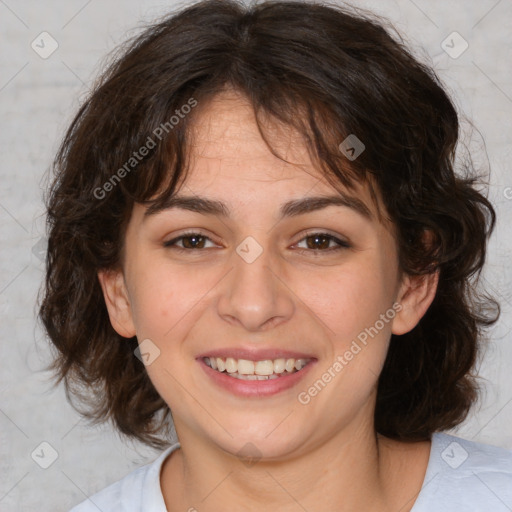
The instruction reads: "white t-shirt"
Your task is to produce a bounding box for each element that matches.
[69,432,512,511]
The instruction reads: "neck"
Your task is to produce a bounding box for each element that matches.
[161,411,429,512]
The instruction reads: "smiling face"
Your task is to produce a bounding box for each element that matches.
[98,90,437,460]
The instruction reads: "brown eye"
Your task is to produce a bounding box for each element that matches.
[163,233,215,250]
[181,234,206,249]
[306,234,331,250]
[295,232,350,252]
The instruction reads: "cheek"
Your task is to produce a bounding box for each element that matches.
[298,259,396,342]
[128,257,222,349]
[128,264,204,406]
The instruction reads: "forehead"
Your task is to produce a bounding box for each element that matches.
[180,90,378,213]
[188,91,311,178]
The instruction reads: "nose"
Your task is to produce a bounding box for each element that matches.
[216,238,295,332]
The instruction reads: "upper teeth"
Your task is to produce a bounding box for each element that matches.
[204,357,310,375]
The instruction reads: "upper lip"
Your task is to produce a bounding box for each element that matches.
[196,348,317,361]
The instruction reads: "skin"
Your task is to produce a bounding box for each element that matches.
[99,90,439,512]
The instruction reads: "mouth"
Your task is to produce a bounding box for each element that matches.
[203,356,313,381]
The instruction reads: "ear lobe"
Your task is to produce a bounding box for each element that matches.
[97,269,136,338]
[391,270,439,336]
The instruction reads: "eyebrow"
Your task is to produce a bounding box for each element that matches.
[143,193,372,221]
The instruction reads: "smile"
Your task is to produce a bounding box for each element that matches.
[203,356,312,380]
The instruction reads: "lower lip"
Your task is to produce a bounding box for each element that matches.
[198,358,317,397]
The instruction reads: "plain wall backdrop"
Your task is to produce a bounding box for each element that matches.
[0,0,511,510]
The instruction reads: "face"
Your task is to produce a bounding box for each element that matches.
[99,91,436,460]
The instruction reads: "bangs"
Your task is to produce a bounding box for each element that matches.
[120,82,373,223]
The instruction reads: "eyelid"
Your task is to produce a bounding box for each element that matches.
[298,228,349,243]
[163,229,221,248]
[293,229,351,250]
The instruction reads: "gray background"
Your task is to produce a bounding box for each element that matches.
[0,0,511,510]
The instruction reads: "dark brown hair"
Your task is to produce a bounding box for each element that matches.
[39,0,499,449]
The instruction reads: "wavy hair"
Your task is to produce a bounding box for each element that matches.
[39,0,499,449]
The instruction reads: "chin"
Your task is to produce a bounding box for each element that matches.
[210,422,308,462]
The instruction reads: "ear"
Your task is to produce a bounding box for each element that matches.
[391,270,439,335]
[97,269,136,338]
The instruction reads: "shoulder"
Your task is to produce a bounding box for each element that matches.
[412,432,512,512]
[68,443,180,512]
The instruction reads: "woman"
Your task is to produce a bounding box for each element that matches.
[40,0,512,510]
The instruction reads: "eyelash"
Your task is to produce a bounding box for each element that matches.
[163,230,351,254]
